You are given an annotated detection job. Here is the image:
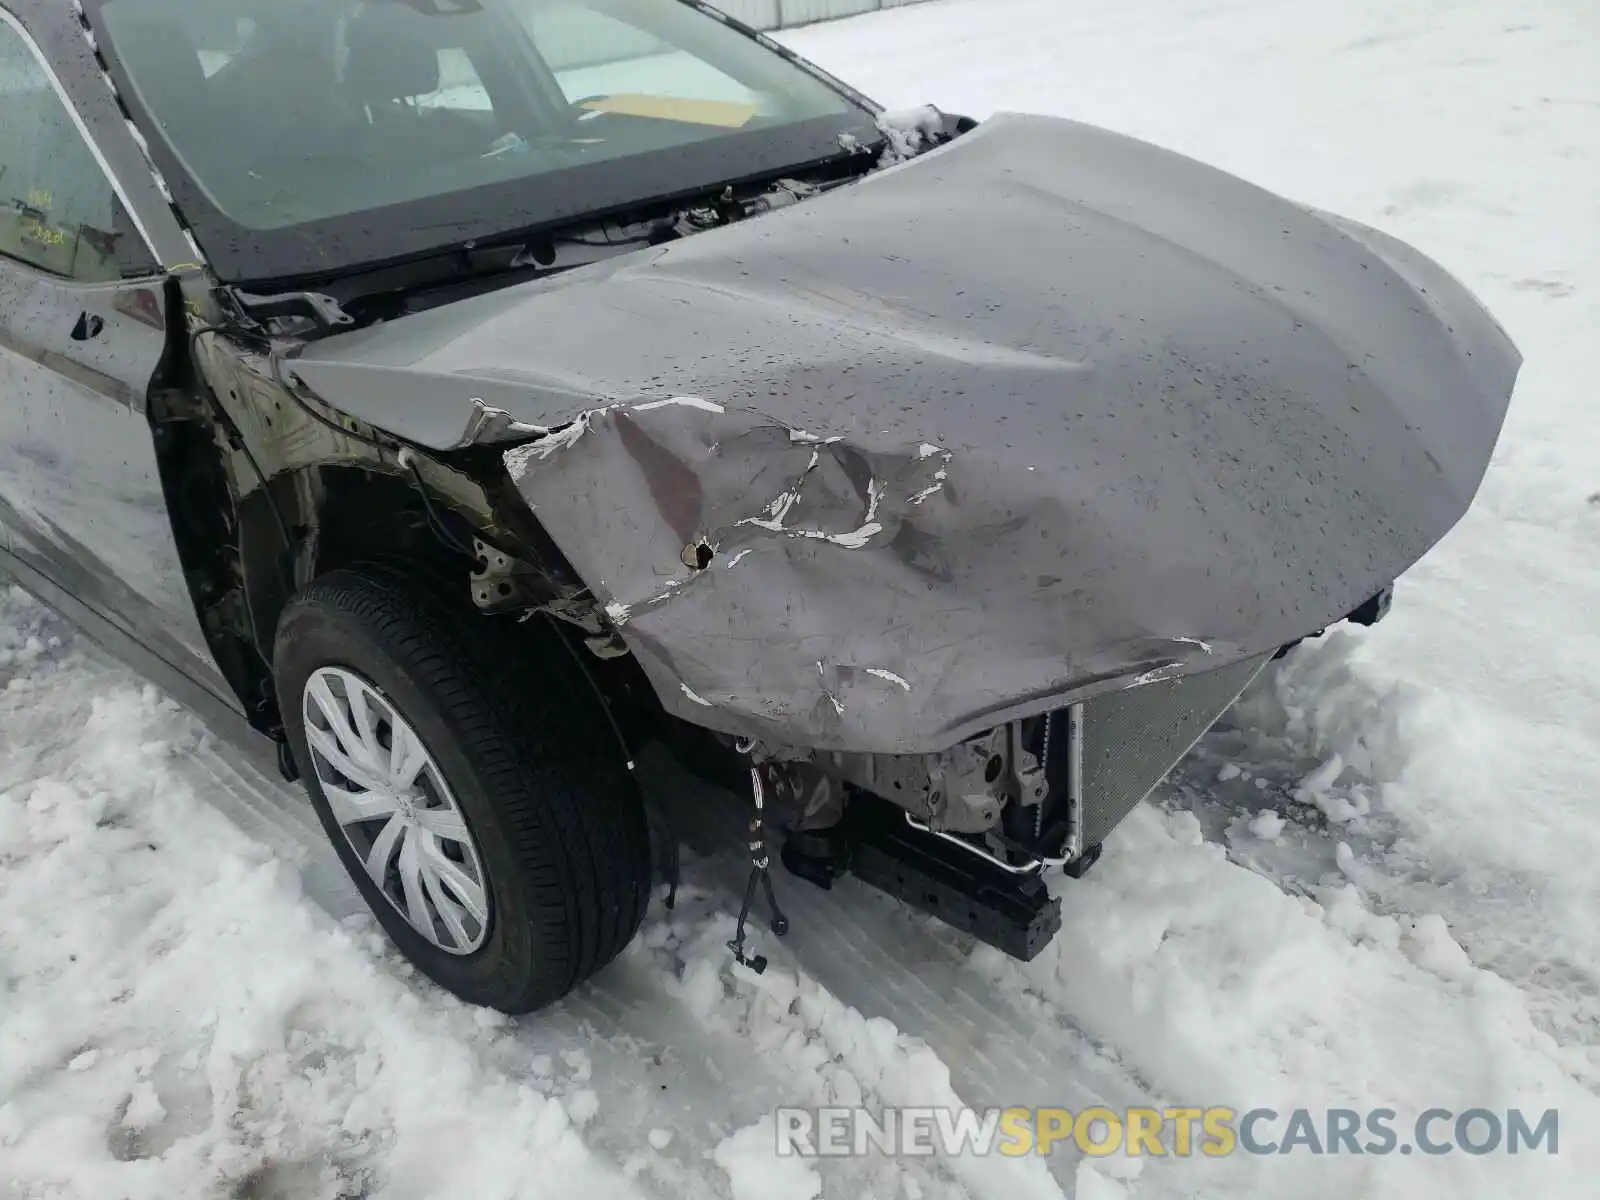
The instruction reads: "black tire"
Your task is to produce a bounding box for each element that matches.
[274,566,651,1013]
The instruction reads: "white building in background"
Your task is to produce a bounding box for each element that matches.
[711,0,933,30]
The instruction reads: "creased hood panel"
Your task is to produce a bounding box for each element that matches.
[297,112,1519,754]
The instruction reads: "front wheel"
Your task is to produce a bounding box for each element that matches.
[274,567,651,1013]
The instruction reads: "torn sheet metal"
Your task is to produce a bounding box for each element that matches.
[294,112,1518,754]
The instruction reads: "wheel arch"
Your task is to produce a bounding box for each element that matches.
[152,324,606,743]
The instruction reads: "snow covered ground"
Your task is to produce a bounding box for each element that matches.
[4,0,1599,1196]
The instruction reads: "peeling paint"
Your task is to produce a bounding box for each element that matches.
[723,548,755,570]
[817,661,846,716]
[1130,663,1186,687]
[735,449,821,534]
[680,682,714,707]
[739,468,886,550]
[1169,636,1214,654]
[508,397,726,467]
[804,477,886,549]
[788,428,845,446]
[865,668,913,692]
[505,405,620,472]
[908,448,953,506]
[602,571,702,628]
[633,395,726,414]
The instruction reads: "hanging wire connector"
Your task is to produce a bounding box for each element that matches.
[727,762,790,974]
[643,798,680,912]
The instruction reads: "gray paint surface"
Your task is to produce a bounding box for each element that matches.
[295,113,1520,754]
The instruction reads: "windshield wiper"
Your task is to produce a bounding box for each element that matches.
[227,288,358,337]
[284,168,860,328]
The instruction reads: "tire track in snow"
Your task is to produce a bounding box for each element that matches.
[648,753,1152,1113]
[1,587,1088,1198]
[184,721,1112,1197]
[947,748,1600,1196]
[166,746,1077,1199]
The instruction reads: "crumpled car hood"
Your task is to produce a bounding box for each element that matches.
[294,112,1520,754]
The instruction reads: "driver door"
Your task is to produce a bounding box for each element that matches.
[0,12,239,710]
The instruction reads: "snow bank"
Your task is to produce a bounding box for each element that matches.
[637,889,1068,1200]
[952,631,1600,1196]
[715,1116,822,1200]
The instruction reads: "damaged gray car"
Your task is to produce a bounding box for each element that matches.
[0,0,1518,1011]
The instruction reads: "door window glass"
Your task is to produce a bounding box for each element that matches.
[0,22,156,280]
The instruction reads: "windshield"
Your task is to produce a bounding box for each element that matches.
[88,0,878,283]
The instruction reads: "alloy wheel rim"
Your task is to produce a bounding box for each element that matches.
[302,666,491,955]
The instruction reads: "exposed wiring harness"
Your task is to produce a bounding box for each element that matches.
[395,446,477,561]
[189,324,477,566]
[726,755,790,975]
[187,325,297,580]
